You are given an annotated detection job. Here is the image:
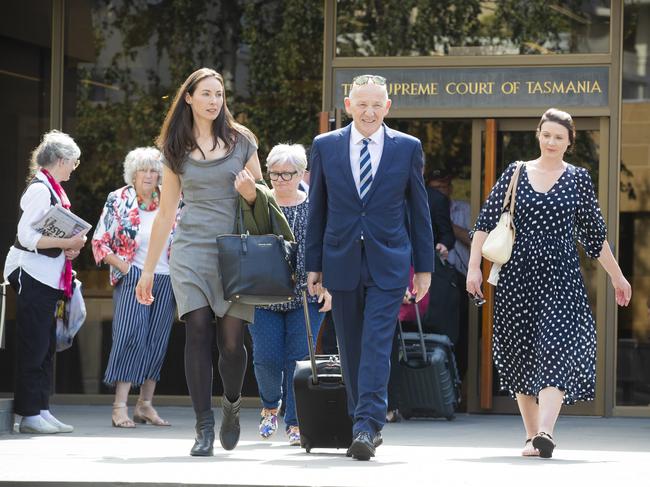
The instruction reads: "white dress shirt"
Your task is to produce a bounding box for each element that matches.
[349,124,384,193]
[4,171,66,290]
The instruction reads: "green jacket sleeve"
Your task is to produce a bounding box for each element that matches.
[239,181,295,241]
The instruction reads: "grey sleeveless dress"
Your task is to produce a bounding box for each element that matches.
[165,135,257,322]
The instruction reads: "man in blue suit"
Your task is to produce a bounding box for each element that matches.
[306,75,433,461]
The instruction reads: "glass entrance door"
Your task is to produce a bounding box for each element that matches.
[390,119,474,409]
[474,118,607,416]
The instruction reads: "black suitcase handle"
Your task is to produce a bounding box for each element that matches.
[301,290,320,385]
[302,290,345,386]
[398,297,428,363]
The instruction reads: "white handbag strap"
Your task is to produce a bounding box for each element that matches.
[501,162,524,217]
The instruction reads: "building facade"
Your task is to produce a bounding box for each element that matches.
[322,0,649,417]
[1,1,648,417]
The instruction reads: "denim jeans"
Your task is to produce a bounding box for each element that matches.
[249,303,324,429]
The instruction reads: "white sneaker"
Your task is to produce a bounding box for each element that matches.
[41,412,74,433]
[19,415,58,434]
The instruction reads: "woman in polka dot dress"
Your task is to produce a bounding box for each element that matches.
[466,108,632,459]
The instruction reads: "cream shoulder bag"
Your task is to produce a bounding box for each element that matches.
[481,162,524,265]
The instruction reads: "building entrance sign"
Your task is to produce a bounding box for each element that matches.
[333,67,608,109]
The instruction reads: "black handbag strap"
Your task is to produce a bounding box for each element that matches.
[232,199,245,234]
[234,194,293,241]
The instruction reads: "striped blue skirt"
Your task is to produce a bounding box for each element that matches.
[103,266,176,387]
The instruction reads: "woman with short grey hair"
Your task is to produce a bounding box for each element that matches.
[4,130,86,434]
[248,143,331,445]
[122,147,163,186]
[266,144,308,174]
[92,147,177,428]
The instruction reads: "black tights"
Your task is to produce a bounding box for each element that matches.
[183,306,247,413]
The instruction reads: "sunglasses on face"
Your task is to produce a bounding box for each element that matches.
[469,293,486,307]
[352,74,387,86]
[269,171,298,181]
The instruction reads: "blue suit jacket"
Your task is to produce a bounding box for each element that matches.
[305,123,434,291]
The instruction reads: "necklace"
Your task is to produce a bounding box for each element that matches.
[273,190,302,235]
[137,190,159,211]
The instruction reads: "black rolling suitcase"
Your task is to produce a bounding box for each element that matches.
[293,292,352,453]
[397,299,461,421]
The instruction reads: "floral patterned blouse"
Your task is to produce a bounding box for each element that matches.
[91,185,179,286]
[264,198,318,312]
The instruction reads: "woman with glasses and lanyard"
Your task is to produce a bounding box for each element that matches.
[248,144,332,446]
[4,130,86,434]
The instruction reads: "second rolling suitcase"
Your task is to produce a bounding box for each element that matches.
[293,292,352,452]
[397,299,461,421]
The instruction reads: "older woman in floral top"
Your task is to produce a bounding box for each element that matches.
[92,147,178,428]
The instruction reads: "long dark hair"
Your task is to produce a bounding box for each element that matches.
[156,67,254,174]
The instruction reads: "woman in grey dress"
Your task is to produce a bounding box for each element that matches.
[135,67,263,457]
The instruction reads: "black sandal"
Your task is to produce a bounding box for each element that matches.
[532,432,556,458]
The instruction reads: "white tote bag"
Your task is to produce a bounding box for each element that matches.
[481,162,524,265]
[55,278,87,352]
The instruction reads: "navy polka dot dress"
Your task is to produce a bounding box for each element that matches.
[473,162,606,404]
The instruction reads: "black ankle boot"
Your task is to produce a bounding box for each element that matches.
[190,410,215,456]
[219,395,241,451]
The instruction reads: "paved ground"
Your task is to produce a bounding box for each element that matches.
[1,405,649,487]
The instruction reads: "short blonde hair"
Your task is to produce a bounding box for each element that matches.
[265,144,307,173]
[123,147,163,185]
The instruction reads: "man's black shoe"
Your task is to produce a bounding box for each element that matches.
[347,432,376,461]
[373,432,383,448]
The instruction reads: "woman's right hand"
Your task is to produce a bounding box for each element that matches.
[466,267,484,299]
[66,233,87,251]
[135,271,155,305]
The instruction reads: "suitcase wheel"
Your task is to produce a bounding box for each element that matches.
[300,435,311,453]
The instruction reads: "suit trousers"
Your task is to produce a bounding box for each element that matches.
[8,268,63,417]
[330,249,404,436]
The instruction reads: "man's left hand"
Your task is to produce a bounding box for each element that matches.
[411,272,431,303]
[318,290,332,312]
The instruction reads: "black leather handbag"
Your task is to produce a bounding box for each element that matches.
[216,204,297,305]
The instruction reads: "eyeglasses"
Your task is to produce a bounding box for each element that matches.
[469,293,486,307]
[352,75,387,86]
[269,171,298,181]
[72,159,80,169]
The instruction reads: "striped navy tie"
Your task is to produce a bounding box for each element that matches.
[358,138,372,199]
